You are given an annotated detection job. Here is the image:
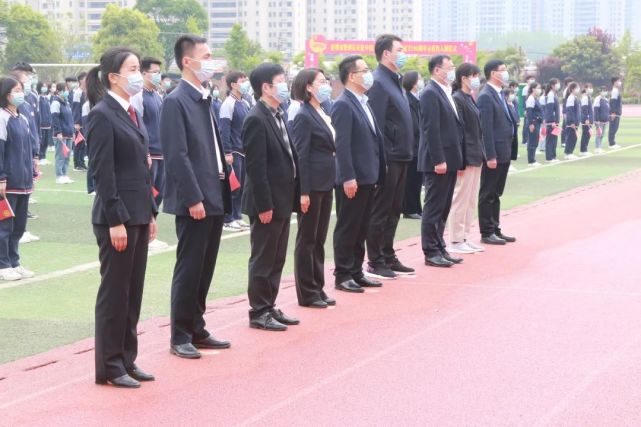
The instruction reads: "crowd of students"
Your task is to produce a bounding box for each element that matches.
[0,33,626,387]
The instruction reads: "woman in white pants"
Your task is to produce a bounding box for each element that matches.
[448,63,486,254]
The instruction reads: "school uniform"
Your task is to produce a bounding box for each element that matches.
[544,91,560,161]
[402,89,423,216]
[211,97,222,123]
[608,87,622,146]
[72,88,87,168]
[86,92,156,384]
[132,88,164,206]
[0,108,34,270]
[580,93,593,153]
[525,94,543,163]
[537,93,547,151]
[564,93,580,155]
[51,95,74,177]
[593,95,610,149]
[18,98,40,163]
[38,94,52,160]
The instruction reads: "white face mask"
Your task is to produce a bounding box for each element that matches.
[534,88,542,96]
[416,79,425,92]
[555,83,561,91]
[469,77,481,90]
[587,88,593,95]
[190,58,216,83]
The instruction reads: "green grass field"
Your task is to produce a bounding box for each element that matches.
[1,117,640,364]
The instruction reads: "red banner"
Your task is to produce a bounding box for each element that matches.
[305,35,477,68]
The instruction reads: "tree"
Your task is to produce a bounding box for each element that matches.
[552,33,622,87]
[3,4,62,68]
[536,56,565,84]
[224,24,263,72]
[92,5,163,61]
[135,0,207,69]
[484,46,527,80]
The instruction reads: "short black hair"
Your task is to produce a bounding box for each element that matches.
[527,81,541,96]
[453,62,480,91]
[225,71,247,91]
[86,46,140,108]
[338,55,363,85]
[611,76,621,85]
[174,35,208,71]
[0,77,21,108]
[292,68,325,102]
[428,55,450,74]
[402,71,419,92]
[249,63,285,100]
[509,80,518,89]
[11,62,34,73]
[141,57,162,72]
[484,59,505,80]
[564,77,574,85]
[65,76,78,84]
[374,34,403,62]
[545,78,559,95]
[77,71,88,81]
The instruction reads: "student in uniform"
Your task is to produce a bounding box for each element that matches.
[0,77,37,281]
[608,77,622,149]
[72,72,88,171]
[579,83,594,156]
[560,77,574,148]
[210,84,222,122]
[593,87,610,154]
[51,82,75,184]
[521,76,535,144]
[544,78,561,163]
[401,71,423,220]
[563,82,581,160]
[537,87,547,152]
[36,82,52,166]
[525,81,543,167]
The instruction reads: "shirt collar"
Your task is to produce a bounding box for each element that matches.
[107,90,130,112]
[260,99,283,117]
[488,81,503,95]
[182,78,209,100]
[346,88,368,104]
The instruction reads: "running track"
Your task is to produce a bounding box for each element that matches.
[2,170,641,426]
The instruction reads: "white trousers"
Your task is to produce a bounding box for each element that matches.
[447,165,482,243]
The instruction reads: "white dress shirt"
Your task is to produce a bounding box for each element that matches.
[346,88,376,131]
[434,79,458,119]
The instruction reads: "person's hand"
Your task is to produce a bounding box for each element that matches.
[109,224,128,252]
[584,119,589,125]
[33,159,40,175]
[300,195,310,213]
[487,158,498,169]
[56,133,63,141]
[259,210,273,224]
[610,113,616,121]
[434,162,447,175]
[457,170,464,177]
[147,154,152,169]
[343,180,358,199]
[74,124,81,131]
[189,202,206,220]
[0,181,6,199]
[148,217,157,242]
[529,124,535,132]
[225,154,233,165]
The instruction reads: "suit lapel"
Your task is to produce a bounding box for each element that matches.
[431,82,462,125]
[345,90,377,137]
[489,86,513,123]
[258,102,293,159]
[306,104,335,146]
[105,95,145,140]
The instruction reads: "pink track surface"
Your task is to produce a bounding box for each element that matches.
[2,171,641,426]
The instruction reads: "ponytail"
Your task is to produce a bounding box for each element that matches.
[86,66,104,109]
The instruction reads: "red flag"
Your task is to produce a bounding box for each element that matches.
[152,186,160,198]
[0,198,15,221]
[551,126,561,136]
[229,168,241,192]
[540,127,547,137]
[61,142,70,158]
[74,131,85,146]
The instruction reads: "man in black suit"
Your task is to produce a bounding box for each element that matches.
[160,35,232,359]
[366,34,415,279]
[332,55,387,293]
[477,60,517,245]
[418,55,465,268]
[242,63,301,331]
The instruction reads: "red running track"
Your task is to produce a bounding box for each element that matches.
[2,170,641,426]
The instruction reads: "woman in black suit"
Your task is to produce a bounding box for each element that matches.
[401,71,423,219]
[85,47,157,388]
[291,69,336,308]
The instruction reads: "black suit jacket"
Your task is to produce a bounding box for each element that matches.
[87,94,157,226]
[368,64,414,162]
[241,101,300,219]
[291,102,336,194]
[417,80,464,172]
[407,90,421,158]
[507,97,520,160]
[160,80,231,217]
[477,84,515,163]
[331,89,386,186]
[453,90,485,166]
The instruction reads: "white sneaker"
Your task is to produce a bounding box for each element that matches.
[39,159,50,166]
[19,234,32,244]
[223,221,243,232]
[528,162,541,167]
[0,267,22,281]
[23,231,40,242]
[547,159,560,164]
[13,265,35,279]
[564,154,577,160]
[508,165,518,173]
[148,239,169,250]
[448,242,476,254]
[88,191,96,196]
[465,241,485,252]
[595,148,603,154]
[609,144,621,149]
[235,219,250,230]
[56,176,66,184]
[64,176,74,183]
[28,198,37,204]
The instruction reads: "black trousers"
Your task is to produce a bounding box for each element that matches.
[421,172,457,257]
[333,184,375,284]
[94,224,149,382]
[527,123,541,164]
[294,191,333,305]
[478,162,510,237]
[580,124,591,152]
[247,216,291,319]
[39,128,51,159]
[73,137,87,168]
[564,127,578,154]
[608,116,620,146]
[545,125,558,161]
[150,159,165,208]
[403,156,423,215]
[366,161,408,267]
[0,193,29,269]
[171,215,224,344]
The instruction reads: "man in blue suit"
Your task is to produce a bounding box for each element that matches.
[365,34,415,280]
[418,55,465,268]
[332,55,387,294]
[477,60,517,245]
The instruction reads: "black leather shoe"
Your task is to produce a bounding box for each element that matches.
[107,374,140,388]
[193,335,231,349]
[388,259,416,275]
[323,296,336,306]
[250,312,287,331]
[127,366,154,382]
[335,279,365,293]
[403,213,422,219]
[481,234,507,245]
[301,300,328,308]
[425,255,454,268]
[441,251,463,264]
[496,232,516,243]
[271,309,300,325]
[170,343,202,359]
[353,275,383,287]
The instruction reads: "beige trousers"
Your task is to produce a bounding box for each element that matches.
[447,165,482,243]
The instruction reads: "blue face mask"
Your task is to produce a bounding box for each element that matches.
[41,86,48,94]
[395,52,408,69]
[212,89,220,98]
[61,91,69,99]
[362,72,374,90]
[315,84,332,103]
[240,80,251,95]
[11,92,26,108]
[274,82,289,103]
[470,77,481,90]
[151,73,162,87]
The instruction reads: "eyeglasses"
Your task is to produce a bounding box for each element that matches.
[352,69,370,74]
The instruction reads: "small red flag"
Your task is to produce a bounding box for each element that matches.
[152,186,160,198]
[74,131,85,146]
[229,168,241,192]
[61,142,70,158]
[551,126,561,136]
[0,198,15,221]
